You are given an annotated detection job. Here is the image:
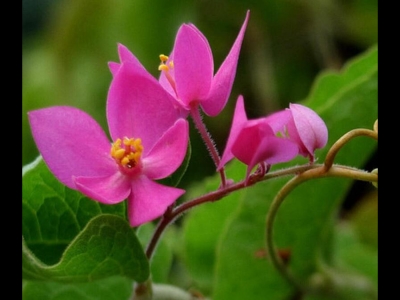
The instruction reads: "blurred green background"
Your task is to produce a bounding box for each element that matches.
[22,0,377,191]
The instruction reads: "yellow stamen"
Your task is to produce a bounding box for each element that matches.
[158,54,174,73]
[121,157,130,166]
[159,54,169,62]
[110,137,144,169]
[113,149,126,159]
[158,53,178,97]
[158,64,169,72]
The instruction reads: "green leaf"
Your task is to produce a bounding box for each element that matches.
[213,176,296,299]
[303,222,377,300]
[22,276,133,300]
[180,160,247,293]
[22,156,126,265]
[211,45,377,299]
[334,222,377,285]
[23,156,149,283]
[23,214,149,283]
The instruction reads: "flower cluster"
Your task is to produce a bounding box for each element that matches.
[28,10,327,227]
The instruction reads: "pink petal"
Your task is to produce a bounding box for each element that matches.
[106,61,181,153]
[232,121,298,179]
[231,123,265,165]
[201,10,250,116]
[218,95,248,170]
[108,43,147,76]
[286,117,307,157]
[246,136,299,180]
[289,103,328,157]
[118,43,145,67]
[127,176,185,226]
[173,24,213,106]
[263,109,293,134]
[249,134,299,170]
[28,106,116,189]
[108,62,121,77]
[74,172,131,205]
[142,119,189,180]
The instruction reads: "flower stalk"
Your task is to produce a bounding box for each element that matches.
[190,104,227,187]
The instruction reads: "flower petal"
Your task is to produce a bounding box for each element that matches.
[289,103,328,158]
[263,109,293,134]
[107,61,181,153]
[127,176,185,227]
[249,134,299,169]
[142,119,189,180]
[218,95,248,170]
[118,43,146,67]
[108,62,121,77]
[232,121,299,179]
[231,121,271,167]
[108,43,147,76]
[173,24,213,106]
[28,106,116,189]
[201,10,250,116]
[74,172,131,204]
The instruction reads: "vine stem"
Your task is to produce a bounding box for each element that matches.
[265,122,378,291]
[265,165,378,290]
[190,104,227,188]
[324,127,377,170]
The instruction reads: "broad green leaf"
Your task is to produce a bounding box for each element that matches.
[333,223,377,290]
[23,156,149,283]
[213,176,297,299]
[22,276,133,300]
[180,160,247,293]
[346,190,378,249]
[22,156,126,265]
[212,45,377,299]
[303,222,377,300]
[23,214,149,283]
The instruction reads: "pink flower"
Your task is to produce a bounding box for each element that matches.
[109,10,250,117]
[159,10,250,116]
[28,62,189,227]
[218,96,299,179]
[218,97,329,179]
[285,103,328,161]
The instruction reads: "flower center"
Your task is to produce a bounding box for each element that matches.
[110,137,144,171]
